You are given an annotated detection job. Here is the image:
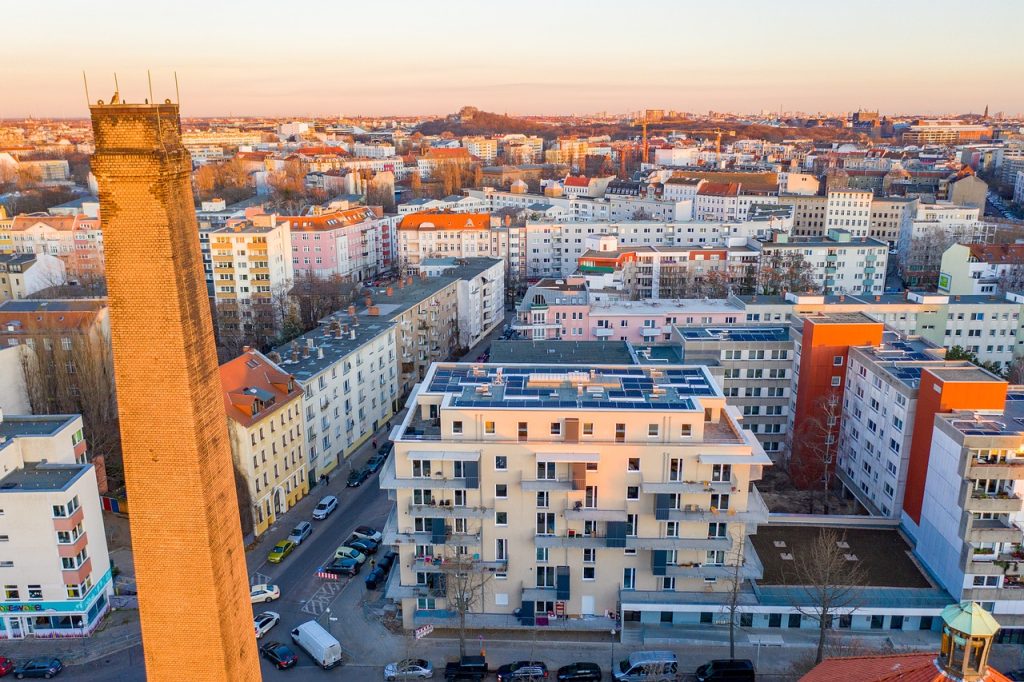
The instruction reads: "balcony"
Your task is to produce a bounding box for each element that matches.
[534,533,607,549]
[379,458,469,490]
[411,557,508,574]
[653,487,769,524]
[966,490,1024,514]
[521,477,583,492]
[641,477,736,495]
[400,414,442,441]
[593,328,614,338]
[564,503,628,522]
[968,460,1024,480]
[409,503,492,518]
[628,536,732,551]
[641,328,661,338]
[967,518,1022,544]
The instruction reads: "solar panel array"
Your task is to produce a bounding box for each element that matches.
[428,365,712,411]
[679,327,789,342]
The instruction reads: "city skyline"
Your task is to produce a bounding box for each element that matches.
[5,0,1024,118]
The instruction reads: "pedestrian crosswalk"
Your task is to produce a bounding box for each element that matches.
[301,580,345,616]
[250,571,272,586]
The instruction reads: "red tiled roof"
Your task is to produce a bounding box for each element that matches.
[281,207,377,231]
[295,146,349,157]
[10,214,95,232]
[967,243,1024,264]
[398,212,491,230]
[564,176,590,187]
[697,182,741,197]
[424,148,471,160]
[800,653,1011,682]
[220,349,302,428]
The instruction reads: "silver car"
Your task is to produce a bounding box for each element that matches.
[384,658,434,680]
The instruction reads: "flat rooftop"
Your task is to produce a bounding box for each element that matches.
[751,525,932,589]
[0,414,78,438]
[0,461,89,493]
[489,340,636,366]
[0,299,106,314]
[944,390,1024,436]
[424,363,719,412]
[678,325,790,343]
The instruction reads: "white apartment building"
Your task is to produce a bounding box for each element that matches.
[381,363,771,631]
[199,215,295,346]
[0,413,113,639]
[272,315,399,484]
[463,137,498,164]
[398,196,488,216]
[825,188,873,237]
[352,141,397,158]
[938,243,1024,296]
[397,213,508,270]
[1014,170,1024,207]
[755,229,888,295]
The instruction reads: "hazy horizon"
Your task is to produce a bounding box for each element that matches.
[5,0,1024,119]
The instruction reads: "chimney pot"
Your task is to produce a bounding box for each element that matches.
[242,345,251,353]
[347,304,356,316]
[387,286,394,297]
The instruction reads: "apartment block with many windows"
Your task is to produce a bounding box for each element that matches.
[381,363,770,631]
[0,413,112,639]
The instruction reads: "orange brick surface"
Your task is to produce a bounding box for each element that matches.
[90,102,260,681]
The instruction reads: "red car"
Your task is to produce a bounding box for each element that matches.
[0,657,12,676]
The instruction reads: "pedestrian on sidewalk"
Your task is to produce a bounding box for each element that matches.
[370,558,375,569]
[373,438,378,449]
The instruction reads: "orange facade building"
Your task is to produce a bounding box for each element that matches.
[90,100,260,680]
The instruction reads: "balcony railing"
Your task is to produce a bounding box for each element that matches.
[411,557,507,573]
[640,477,736,494]
[409,502,492,518]
[966,490,1024,513]
[564,504,628,522]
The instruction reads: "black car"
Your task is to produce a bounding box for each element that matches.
[349,537,379,555]
[557,662,602,681]
[12,658,63,679]
[695,659,755,682]
[320,557,360,577]
[496,660,548,681]
[378,442,394,457]
[347,467,371,487]
[366,454,387,473]
[260,641,299,670]
[445,656,488,681]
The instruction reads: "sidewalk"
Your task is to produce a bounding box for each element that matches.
[0,609,142,666]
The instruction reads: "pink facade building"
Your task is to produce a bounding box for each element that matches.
[280,207,388,281]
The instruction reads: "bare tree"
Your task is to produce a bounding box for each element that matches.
[784,528,867,664]
[756,250,820,295]
[437,551,493,658]
[723,527,747,659]
[900,231,955,289]
[790,390,842,512]
[408,171,423,199]
[997,264,1024,294]
[290,271,357,332]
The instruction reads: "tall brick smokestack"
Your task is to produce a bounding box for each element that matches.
[89,98,260,680]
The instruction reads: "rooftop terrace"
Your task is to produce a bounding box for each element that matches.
[0,461,89,493]
[0,414,79,438]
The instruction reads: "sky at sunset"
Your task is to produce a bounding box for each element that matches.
[4,0,1023,118]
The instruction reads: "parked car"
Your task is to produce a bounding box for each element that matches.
[695,659,755,682]
[352,525,383,542]
[378,442,394,457]
[349,537,379,555]
[334,545,367,563]
[557,662,602,681]
[250,583,281,603]
[12,658,63,679]
[445,656,488,681]
[366,453,387,473]
[312,495,338,520]
[0,657,13,677]
[290,620,343,669]
[287,521,312,545]
[497,660,548,681]
[614,651,677,682]
[254,611,281,639]
[385,658,434,680]
[320,556,360,577]
[347,468,371,487]
[260,641,299,670]
[267,540,295,564]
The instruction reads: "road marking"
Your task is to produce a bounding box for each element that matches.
[300,579,346,616]
[250,571,272,586]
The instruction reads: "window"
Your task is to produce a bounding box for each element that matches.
[411,460,432,478]
[27,585,42,600]
[788,614,802,628]
[622,568,636,590]
[712,464,732,482]
[518,422,528,441]
[583,566,595,580]
[648,424,659,437]
[831,376,841,387]
[708,522,727,538]
[495,484,507,499]
[495,455,507,470]
[452,420,463,435]
[536,491,550,508]
[833,355,844,366]
[495,511,508,526]
[615,423,625,443]
[870,615,884,629]
[4,585,19,601]
[680,424,692,437]
[550,421,561,435]
[627,458,640,472]
[484,421,495,434]
[710,493,730,511]
[627,486,639,500]
[536,512,555,535]
[582,422,593,435]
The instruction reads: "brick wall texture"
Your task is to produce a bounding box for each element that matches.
[89,102,260,680]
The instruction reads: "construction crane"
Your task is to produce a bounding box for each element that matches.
[631,115,736,167]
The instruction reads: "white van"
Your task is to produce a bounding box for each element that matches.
[613,650,678,681]
[290,620,342,669]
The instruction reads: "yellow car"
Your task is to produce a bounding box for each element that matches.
[267,540,295,564]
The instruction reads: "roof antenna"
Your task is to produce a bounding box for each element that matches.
[82,71,91,107]
[111,72,120,104]
[174,71,180,104]
[147,70,154,105]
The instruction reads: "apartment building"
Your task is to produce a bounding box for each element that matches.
[778,194,828,237]
[220,349,309,535]
[755,230,888,295]
[424,258,504,349]
[0,413,113,639]
[838,336,964,517]
[282,206,385,282]
[0,253,65,301]
[381,363,770,631]
[938,243,1024,296]
[7,214,104,284]
[397,213,507,270]
[901,121,992,145]
[1015,170,1024,207]
[398,196,488,216]
[463,137,498,164]
[868,196,917,246]
[417,148,473,179]
[915,389,1024,632]
[199,215,294,347]
[676,326,793,458]
[824,188,872,237]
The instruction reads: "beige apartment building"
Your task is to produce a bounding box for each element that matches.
[381,363,770,631]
